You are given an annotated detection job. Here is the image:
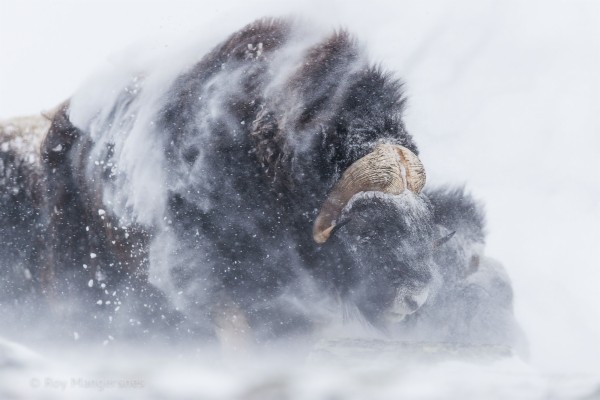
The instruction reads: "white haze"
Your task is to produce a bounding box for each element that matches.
[1,0,599,398]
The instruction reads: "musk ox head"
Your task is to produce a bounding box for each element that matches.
[313,143,441,326]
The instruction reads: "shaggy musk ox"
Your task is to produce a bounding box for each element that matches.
[0,18,523,348]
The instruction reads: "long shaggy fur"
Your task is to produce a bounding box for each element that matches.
[37,18,422,337]
[0,18,523,348]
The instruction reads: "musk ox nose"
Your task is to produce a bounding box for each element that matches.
[386,286,431,322]
[403,296,420,313]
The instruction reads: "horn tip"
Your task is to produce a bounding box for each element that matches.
[313,225,335,244]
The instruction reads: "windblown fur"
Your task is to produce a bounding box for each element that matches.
[0,18,523,349]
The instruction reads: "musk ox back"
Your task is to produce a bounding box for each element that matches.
[0,18,523,349]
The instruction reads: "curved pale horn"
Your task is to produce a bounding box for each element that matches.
[313,143,426,244]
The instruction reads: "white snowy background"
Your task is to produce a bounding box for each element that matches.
[1,0,599,399]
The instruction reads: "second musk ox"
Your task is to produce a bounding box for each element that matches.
[1,18,523,348]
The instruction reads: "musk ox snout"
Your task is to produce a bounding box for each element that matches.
[385,283,432,323]
[331,191,438,324]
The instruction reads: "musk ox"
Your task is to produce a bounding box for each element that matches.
[0,18,523,349]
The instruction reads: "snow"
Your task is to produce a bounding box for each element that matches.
[1,340,599,399]
[1,0,599,399]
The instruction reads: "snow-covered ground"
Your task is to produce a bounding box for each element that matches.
[1,0,599,399]
[2,338,599,400]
